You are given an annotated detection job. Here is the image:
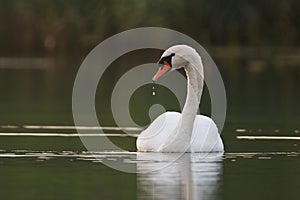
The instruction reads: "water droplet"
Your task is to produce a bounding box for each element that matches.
[152,85,156,96]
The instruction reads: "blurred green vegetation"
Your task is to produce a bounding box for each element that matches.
[1,0,300,56]
[0,0,299,133]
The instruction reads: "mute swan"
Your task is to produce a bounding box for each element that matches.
[136,45,224,153]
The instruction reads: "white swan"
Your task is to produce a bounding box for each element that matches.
[136,45,224,152]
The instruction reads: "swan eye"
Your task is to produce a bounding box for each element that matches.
[158,53,175,67]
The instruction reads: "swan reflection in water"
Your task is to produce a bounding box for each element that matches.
[137,152,223,200]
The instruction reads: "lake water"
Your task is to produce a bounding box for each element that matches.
[0,50,299,199]
[1,125,300,200]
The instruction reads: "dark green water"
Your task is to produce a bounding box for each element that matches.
[0,50,299,200]
[1,148,300,200]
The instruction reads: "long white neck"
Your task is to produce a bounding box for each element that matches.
[181,62,203,133]
[158,56,204,152]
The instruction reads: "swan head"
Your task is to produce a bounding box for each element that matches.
[152,45,200,81]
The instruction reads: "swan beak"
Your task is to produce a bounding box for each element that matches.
[152,61,171,81]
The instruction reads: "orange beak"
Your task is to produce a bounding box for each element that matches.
[152,61,171,81]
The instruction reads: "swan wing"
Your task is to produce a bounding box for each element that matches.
[136,112,181,152]
[190,115,224,152]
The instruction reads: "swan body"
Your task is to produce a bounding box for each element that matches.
[136,45,224,152]
[137,112,224,152]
